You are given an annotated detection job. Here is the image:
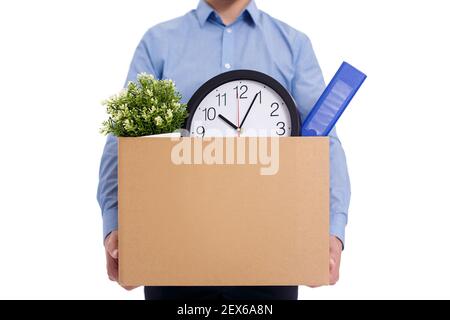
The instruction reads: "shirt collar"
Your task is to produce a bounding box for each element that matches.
[196,0,260,27]
[245,0,260,25]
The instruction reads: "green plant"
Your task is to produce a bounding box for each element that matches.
[101,73,188,137]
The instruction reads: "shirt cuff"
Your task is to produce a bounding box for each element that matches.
[102,208,118,241]
[330,213,347,250]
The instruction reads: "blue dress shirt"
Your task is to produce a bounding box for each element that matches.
[97,0,351,246]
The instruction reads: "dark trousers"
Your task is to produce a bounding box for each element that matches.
[145,286,298,300]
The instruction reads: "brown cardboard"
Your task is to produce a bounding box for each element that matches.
[118,137,329,286]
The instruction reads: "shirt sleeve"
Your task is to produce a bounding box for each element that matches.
[291,33,351,247]
[97,34,160,241]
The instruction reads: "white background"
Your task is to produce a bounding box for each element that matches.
[0,0,449,300]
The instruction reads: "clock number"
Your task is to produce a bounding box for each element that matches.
[276,122,286,136]
[233,85,248,99]
[270,102,279,117]
[257,91,262,104]
[196,126,206,137]
[216,93,226,106]
[202,107,217,121]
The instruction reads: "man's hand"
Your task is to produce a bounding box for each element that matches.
[329,235,343,285]
[104,231,139,291]
[308,236,343,288]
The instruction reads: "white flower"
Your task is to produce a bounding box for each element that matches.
[138,73,154,81]
[155,116,163,127]
[124,119,133,131]
[165,109,173,122]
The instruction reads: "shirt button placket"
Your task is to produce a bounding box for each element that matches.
[222,27,234,71]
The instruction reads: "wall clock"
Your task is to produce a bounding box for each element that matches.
[186,70,300,137]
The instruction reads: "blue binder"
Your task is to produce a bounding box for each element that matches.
[301,62,367,136]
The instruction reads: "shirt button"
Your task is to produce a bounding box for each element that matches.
[224,63,231,69]
[226,28,232,33]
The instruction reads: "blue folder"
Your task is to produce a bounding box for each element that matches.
[301,62,367,136]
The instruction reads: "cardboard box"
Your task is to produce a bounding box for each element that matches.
[118,137,329,286]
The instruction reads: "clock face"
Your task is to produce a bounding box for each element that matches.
[186,70,300,137]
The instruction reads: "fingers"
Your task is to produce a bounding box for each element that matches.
[121,285,140,291]
[106,249,119,281]
[329,256,339,285]
[106,252,140,290]
[330,272,339,285]
[110,248,119,259]
[307,284,322,289]
[105,231,119,282]
[329,236,342,285]
[103,231,142,291]
[309,236,343,288]
[105,231,119,259]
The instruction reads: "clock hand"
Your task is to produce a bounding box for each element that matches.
[218,114,239,130]
[237,93,241,137]
[239,92,260,129]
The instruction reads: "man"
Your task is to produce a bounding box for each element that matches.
[97,0,350,300]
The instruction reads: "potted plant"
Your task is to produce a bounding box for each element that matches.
[101,73,188,137]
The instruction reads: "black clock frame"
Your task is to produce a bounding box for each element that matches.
[185,70,301,136]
